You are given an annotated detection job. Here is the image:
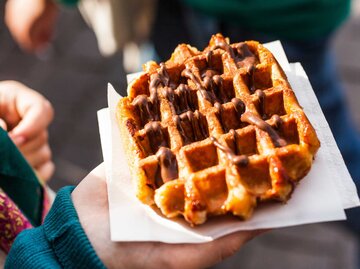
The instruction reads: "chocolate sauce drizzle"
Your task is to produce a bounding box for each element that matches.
[155,147,178,187]
[144,121,168,153]
[181,68,205,91]
[164,84,197,114]
[211,38,259,95]
[206,50,213,68]
[231,98,246,118]
[174,110,208,143]
[212,39,236,60]
[212,38,256,73]
[173,115,188,143]
[271,114,282,129]
[214,101,240,133]
[214,102,224,131]
[210,134,249,166]
[229,129,238,153]
[205,74,230,103]
[255,89,266,118]
[149,74,162,104]
[176,84,197,112]
[182,40,260,105]
[241,112,287,147]
[133,63,172,125]
[132,95,157,125]
[182,67,231,104]
[235,43,257,73]
[248,66,256,93]
[163,87,174,102]
[158,63,170,86]
[203,50,228,102]
[150,63,171,94]
[215,98,246,133]
[235,44,257,93]
[181,68,216,104]
[201,69,220,79]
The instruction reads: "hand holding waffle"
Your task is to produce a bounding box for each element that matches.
[117,34,320,225]
[73,164,263,269]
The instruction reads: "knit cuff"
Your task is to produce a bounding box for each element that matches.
[43,186,106,269]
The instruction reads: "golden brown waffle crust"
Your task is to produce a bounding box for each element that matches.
[116,33,320,225]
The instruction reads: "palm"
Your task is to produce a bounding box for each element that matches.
[72,164,262,269]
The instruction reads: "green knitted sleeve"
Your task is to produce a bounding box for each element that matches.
[5,186,106,269]
[0,128,43,227]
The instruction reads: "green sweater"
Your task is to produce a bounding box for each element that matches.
[5,186,106,269]
[0,128,43,226]
[183,0,351,39]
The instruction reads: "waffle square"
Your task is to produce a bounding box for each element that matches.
[116,34,320,225]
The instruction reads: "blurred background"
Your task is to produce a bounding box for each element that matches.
[1,0,360,268]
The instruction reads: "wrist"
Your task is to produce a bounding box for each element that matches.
[45,186,106,268]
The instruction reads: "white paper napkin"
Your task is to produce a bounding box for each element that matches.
[97,41,360,243]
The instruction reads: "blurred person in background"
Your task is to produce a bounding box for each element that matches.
[4,0,59,53]
[4,0,157,73]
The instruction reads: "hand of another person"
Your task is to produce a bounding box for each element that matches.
[0,80,55,181]
[72,164,265,269]
[4,0,59,52]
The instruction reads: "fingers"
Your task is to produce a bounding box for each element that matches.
[213,230,264,258]
[200,230,267,267]
[25,145,53,182]
[35,161,55,182]
[163,230,266,269]
[0,80,54,144]
[22,143,52,169]
[18,130,48,154]
[17,131,54,182]
[10,97,54,144]
[72,163,266,269]
[0,81,55,182]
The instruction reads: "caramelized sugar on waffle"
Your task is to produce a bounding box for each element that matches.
[116,34,320,225]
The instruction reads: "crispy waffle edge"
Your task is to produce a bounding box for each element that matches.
[115,33,320,225]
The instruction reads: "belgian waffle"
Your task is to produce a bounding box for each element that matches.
[116,34,320,225]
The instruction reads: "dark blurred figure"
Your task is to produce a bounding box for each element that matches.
[151,0,360,232]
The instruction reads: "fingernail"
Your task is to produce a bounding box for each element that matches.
[10,135,26,146]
